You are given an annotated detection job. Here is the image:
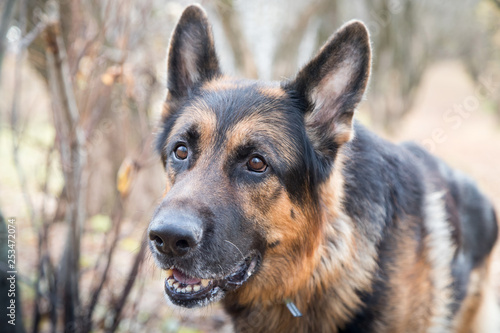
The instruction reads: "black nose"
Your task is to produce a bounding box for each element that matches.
[148,213,203,257]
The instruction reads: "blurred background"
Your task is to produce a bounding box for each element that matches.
[0,0,499,332]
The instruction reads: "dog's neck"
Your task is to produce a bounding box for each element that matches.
[224,213,378,332]
[224,149,378,332]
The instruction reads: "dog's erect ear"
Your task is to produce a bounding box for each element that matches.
[285,20,371,152]
[166,5,220,100]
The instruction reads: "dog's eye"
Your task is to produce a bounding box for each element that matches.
[174,144,188,160]
[247,156,267,173]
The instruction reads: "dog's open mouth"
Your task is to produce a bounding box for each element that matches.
[163,255,260,308]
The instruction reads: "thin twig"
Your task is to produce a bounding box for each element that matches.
[108,239,147,333]
[83,198,125,332]
[18,21,48,51]
[0,0,16,79]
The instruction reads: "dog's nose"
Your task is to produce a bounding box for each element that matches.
[148,213,203,257]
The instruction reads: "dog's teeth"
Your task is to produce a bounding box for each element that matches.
[165,269,173,277]
[186,285,193,292]
[201,279,210,287]
[173,282,180,289]
[167,278,174,286]
[180,287,186,293]
[193,285,201,292]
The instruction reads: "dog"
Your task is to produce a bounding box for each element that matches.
[148,5,499,332]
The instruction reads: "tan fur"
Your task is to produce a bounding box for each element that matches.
[225,113,298,166]
[471,264,500,333]
[166,104,216,152]
[257,87,287,99]
[312,148,378,327]
[378,220,434,332]
[227,147,379,333]
[161,100,174,119]
[455,264,486,333]
[231,178,322,307]
[202,77,240,92]
[454,254,500,333]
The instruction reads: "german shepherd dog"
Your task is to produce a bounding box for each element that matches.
[148,5,500,332]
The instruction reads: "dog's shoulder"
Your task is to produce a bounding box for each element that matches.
[341,122,427,227]
[342,122,497,262]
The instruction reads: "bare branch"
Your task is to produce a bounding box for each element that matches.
[82,199,125,332]
[108,240,147,333]
[19,21,48,50]
[43,8,80,129]
[0,0,16,78]
[42,1,87,330]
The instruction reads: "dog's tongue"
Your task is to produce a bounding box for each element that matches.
[173,268,201,285]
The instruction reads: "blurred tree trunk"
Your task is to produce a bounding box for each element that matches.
[463,1,500,123]
[43,2,85,330]
[365,0,427,132]
[0,0,16,79]
[272,0,335,80]
[214,0,258,78]
[24,0,74,82]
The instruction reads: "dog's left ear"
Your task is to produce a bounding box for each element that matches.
[166,5,221,101]
[285,20,371,153]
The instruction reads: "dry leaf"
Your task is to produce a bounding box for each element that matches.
[117,157,136,198]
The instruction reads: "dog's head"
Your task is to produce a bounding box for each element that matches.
[148,4,371,308]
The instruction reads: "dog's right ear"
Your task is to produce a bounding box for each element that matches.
[166,5,220,102]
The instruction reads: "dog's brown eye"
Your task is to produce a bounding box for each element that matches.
[174,144,188,160]
[247,156,267,173]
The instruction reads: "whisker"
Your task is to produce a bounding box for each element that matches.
[224,239,245,260]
